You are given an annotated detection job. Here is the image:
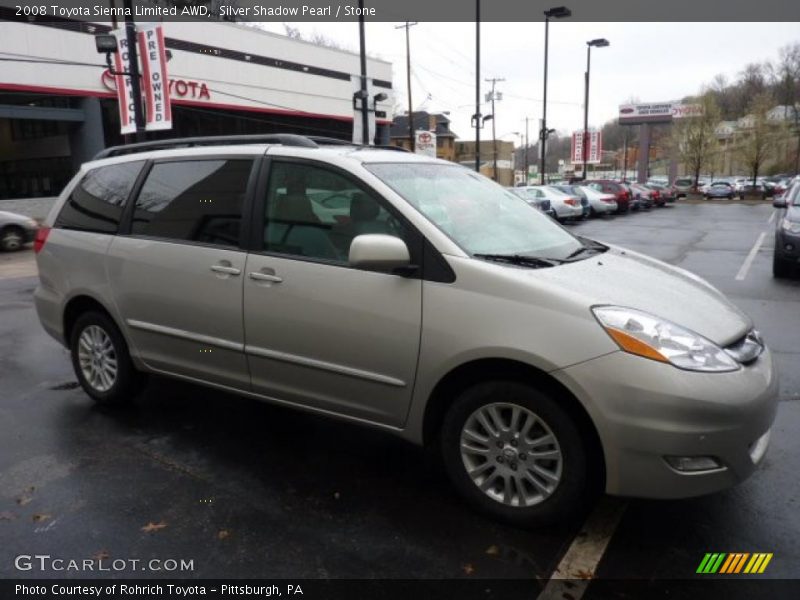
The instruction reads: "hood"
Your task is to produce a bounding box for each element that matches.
[0,211,32,223]
[529,246,752,346]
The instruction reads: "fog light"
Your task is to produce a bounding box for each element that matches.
[749,430,770,464]
[664,455,723,472]
[785,243,794,251]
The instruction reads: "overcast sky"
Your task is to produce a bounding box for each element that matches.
[256,21,799,144]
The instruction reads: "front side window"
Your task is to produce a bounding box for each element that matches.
[55,161,144,233]
[366,163,582,259]
[263,162,405,262]
[132,159,252,247]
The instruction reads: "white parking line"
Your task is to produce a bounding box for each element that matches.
[536,498,628,600]
[767,210,776,225]
[735,232,767,281]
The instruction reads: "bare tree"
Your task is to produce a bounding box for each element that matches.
[736,92,779,185]
[671,92,721,189]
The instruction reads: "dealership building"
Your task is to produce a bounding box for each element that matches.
[0,11,394,199]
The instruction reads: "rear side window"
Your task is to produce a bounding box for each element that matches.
[131,159,253,248]
[55,161,144,233]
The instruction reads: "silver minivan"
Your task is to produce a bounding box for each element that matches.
[34,135,778,526]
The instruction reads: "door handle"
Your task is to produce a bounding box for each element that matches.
[249,271,283,283]
[210,265,241,275]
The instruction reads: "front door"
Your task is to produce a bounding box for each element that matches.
[243,159,422,427]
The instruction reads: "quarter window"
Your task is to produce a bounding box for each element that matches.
[55,161,144,233]
[132,159,252,247]
[263,162,405,262]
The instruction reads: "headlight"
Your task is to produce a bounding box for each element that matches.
[592,306,739,372]
[781,219,800,234]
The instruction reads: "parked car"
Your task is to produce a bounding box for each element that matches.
[629,183,659,209]
[553,185,617,217]
[522,185,584,221]
[645,182,676,203]
[34,134,778,527]
[739,183,768,200]
[672,178,695,197]
[705,182,735,200]
[617,183,642,210]
[583,179,631,213]
[0,210,39,251]
[772,182,800,278]
[507,187,557,219]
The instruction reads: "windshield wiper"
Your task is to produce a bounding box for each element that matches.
[565,238,609,260]
[473,253,562,268]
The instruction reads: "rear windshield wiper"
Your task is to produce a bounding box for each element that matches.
[473,253,562,268]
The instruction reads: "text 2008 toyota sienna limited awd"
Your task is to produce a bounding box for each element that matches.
[33,135,777,526]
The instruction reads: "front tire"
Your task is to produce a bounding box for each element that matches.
[70,311,144,405]
[773,254,793,279]
[440,380,592,527]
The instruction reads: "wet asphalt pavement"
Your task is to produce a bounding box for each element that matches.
[0,201,798,593]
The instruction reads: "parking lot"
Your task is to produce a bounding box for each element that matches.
[1,201,798,596]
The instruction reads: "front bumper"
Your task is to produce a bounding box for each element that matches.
[553,347,779,499]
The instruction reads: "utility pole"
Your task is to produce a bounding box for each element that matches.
[485,77,504,181]
[395,22,418,152]
[357,0,369,145]
[524,117,530,184]
[474,0,481,173]
[622,127,629,182]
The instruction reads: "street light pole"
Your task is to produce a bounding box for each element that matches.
[122,0,144,142]
[582,38,609,180]
[396,22,418,152]
[474,0,481,173]
[541,6,571,184]
[357,0,369,145]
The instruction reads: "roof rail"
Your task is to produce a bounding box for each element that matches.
[93,134,319,160]
[92,133,412,160]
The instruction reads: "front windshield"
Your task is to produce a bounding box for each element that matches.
[366,163,582,259]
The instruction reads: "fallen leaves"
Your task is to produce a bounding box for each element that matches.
[576,569,594,580]
[141,521,168,533]
[485,545,500,556]
[461,563,475,576]
[16,486,36,506]
[92,550,110,561]
[32,513,51,523]
[0,511,16,521]
[217,529,230,540]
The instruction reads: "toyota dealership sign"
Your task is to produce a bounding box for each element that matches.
[618,102,703,124]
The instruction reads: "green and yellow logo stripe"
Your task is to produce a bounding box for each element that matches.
[697,552,773,574]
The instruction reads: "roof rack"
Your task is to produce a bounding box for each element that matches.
[93,133,411,160]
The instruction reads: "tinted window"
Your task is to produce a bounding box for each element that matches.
[55,161,143,233]
[264,162,406,262]
[132,159,252,247]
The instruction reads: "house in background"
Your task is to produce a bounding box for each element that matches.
[390,112,457,161]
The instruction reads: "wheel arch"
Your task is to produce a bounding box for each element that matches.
[422,358,606,487]
[63,294,121,346]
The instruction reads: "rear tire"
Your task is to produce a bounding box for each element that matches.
[440,380,592,527]
[69,311,145,405]
[1,226,25,252]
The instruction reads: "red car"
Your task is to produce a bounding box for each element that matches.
[584,180,631,213]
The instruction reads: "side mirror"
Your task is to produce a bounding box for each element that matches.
[773,196,787,208]
[349,234,412,272]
